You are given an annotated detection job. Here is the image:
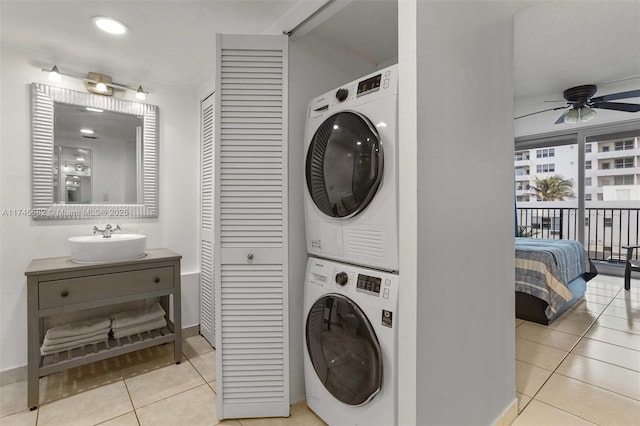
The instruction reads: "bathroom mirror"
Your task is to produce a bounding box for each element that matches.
[31,83,159,220]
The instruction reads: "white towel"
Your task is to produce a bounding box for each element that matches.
[111,303,166,329]
[44,327,111,346]
[45,317,111,340]
[40,334,109,355]
[112,317,167,339]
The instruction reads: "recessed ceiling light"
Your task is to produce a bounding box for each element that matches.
[85,107,104,113]
[80,129,94,135]
[93,16,127,35]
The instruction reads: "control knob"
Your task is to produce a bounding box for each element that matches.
[335,272,348,286]
[335,88,349,102]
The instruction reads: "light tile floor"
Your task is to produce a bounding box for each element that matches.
[0,335,326,426]
[513,275,640,425]
[1,275,638,425]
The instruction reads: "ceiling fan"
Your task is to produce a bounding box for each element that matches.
[516,85,640,124]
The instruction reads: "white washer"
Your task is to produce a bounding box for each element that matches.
[303,257,399,426]
[304,65,398,272]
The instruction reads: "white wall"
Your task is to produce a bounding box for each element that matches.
[409,2,517,423]
[287,34,382,403]
[0,45,200,374]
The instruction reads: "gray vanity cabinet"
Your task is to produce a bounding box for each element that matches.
[24,248,182,410]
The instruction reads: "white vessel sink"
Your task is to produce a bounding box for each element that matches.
[69,234,147,263]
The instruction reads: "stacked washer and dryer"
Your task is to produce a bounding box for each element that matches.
[302,65,399,426]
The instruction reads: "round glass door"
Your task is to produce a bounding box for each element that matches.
[306,294,382,406]
[306,111,383,218]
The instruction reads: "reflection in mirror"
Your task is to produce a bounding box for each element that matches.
[31,83,158,220]
[54,103,141,204]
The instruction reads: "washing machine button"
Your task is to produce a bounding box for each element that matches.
[385,279,391,286]
[383,288,390,299]
[383,78,389,89]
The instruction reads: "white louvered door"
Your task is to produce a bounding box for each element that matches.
[214,34,289,419]
[200,92,215,346]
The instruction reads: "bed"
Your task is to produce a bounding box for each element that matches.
[515,237,598,325]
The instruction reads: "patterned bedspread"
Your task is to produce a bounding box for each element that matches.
[515,238,593,319]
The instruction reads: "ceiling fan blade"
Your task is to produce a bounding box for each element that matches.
[591,89,640,103]
[554,109,572,124]
[592,102,640,112]
[514,106,567,120]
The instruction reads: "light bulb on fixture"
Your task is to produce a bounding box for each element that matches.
[136,85,147,100]
[580,106,596,122]
[564,108,579,124]
[95,76,108,92]
[48,65,62,82]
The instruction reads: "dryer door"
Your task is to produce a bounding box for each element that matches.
[305,294,382,406]
[306,111,383,218]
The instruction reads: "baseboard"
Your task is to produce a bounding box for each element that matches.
[492,397,518,426]
[0,325,202,386]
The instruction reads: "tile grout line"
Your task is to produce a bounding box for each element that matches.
[121,378,141,426]
[517,284,625,417]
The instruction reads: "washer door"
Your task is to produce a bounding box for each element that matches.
[305,294,382,406]
[306,111,383,218]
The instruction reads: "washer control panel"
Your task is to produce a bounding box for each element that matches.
[356,274,381,295]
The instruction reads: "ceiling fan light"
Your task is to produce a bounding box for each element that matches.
[580,107,596,122]
[564,108,579,123]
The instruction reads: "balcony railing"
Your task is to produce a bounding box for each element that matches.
[516,207,640,262]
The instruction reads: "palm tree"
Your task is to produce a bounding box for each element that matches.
[528,175,575,201]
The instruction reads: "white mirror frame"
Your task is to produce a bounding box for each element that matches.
[31,83,159,220]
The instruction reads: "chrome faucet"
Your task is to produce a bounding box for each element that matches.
[93,224,121,238]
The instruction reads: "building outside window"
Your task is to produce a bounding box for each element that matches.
[614,175,635,185]
[614,157,634,169]
[585,160,592,170]
[536,148,555,158]
[585,143,592,153]
[585,177,592,186]
[536,163,555,173]
[614,139,634,151]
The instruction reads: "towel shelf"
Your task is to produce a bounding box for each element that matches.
[25,248,182,411]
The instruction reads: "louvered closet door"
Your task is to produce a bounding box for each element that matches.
[200,92,215,346]
[214,34,289,419]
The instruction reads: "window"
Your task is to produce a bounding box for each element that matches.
[536,163,555,173]
[585,160,592,170]
[604,217,613,227]
[585,194,592,201]
[585,143,592,153]
[614,139,634,151]
[601,162,610,170]
[585,177,592,186]
[514,151,529,161]
[614,157,634,169]
[614,175,634,185]
[536,148,555,158]
[602,146,610,152]
[584,217,590,226]
[516,195,529,202]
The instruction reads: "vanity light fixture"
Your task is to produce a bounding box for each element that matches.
[93,16,127,35]
[41,65,150,100]
[85,107,104,113]
[80,129,94,135]
[135,86,146,100]
[48,65,62,82]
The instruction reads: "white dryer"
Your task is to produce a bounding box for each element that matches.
[304,65,398,272]
[303,257,399,426]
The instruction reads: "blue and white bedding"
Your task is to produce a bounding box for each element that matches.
[515,238,594,319]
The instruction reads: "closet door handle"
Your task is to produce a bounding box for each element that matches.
[61,290,69,298]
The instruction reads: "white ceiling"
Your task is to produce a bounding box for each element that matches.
[1,0,638,107]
